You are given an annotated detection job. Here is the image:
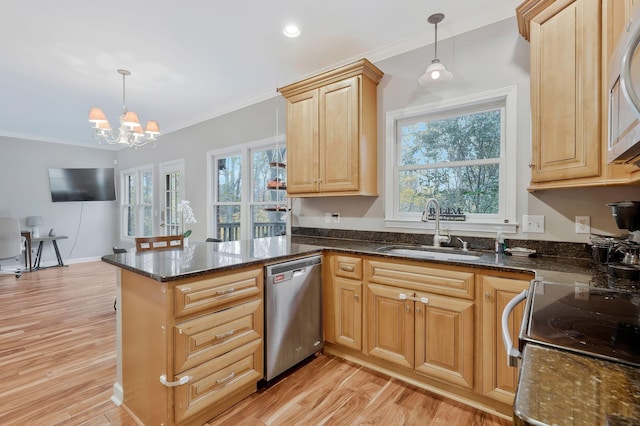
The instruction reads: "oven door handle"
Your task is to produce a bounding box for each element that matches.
[502,289,528,368]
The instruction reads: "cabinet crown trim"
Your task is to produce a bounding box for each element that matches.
[516,0,557,40]
[278,58,384,98]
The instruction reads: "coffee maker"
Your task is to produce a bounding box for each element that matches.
[603,201,640,279]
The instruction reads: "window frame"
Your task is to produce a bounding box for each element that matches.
[384,86,518,234]
[120,164,154,240]
[207,136,288,241]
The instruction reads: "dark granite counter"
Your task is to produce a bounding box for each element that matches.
[514,344,640,426]
[101,237,324,282]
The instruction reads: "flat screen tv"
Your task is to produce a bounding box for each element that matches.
[48,168,117,202]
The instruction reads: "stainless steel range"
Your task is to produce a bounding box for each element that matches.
[503,280,640,368]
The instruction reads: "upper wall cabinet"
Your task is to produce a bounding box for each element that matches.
[517,0,639,189]
[278,59,383,197]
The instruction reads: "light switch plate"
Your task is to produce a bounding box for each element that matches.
[575,216,590,234]
[522,215,545,233]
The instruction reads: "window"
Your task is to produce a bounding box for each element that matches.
[159,160,185,236]
[121,165,153,238]
[209,137,287,241]
[385,87,517,233]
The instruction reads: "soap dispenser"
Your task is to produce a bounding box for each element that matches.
[495,232,505,254]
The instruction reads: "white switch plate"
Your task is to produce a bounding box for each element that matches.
[522,215,545,233]
[575,216,590,234]
[332,212,340,223]
[325,212,332,223]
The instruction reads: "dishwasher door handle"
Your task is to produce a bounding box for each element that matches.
[501,289,528,368]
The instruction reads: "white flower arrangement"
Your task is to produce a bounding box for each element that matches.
[178,200,196,238]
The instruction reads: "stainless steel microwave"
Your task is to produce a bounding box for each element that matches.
[608,2,640,164]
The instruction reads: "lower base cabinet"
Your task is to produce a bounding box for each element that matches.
[324,253,534,419]
[120,266,264,426]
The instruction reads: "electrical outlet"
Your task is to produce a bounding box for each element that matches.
[522,215,545,233]
[325,212,332,224]
[575,216,590,234]
[332,213,340,223]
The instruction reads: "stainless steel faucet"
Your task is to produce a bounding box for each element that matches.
[421,198,450,247]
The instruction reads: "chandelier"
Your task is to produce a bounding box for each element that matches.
[418,13,453,86]
[88,69,160,148]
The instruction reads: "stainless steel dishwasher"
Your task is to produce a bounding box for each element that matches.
[264,255,323,381]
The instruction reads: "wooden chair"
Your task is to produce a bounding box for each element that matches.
[135,235,184,252]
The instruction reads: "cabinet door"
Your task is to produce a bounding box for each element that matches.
[414,293,474,389]
[333,276,362,351]
[366,283,414,368]
[530,0,601,182]
[286,89,319,194]
[319,76,360,193]
[481,276,529,404]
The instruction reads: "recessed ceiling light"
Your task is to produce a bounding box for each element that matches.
[283,24,300,38]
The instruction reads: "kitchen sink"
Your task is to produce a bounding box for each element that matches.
[377,245,484,261]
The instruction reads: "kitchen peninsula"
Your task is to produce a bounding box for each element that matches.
[102,235,640,425]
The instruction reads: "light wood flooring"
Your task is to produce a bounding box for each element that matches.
[0,261,512,426]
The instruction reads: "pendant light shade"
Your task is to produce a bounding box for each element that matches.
[419,13,453,86]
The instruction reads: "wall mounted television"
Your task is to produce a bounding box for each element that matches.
[48,168,117,202]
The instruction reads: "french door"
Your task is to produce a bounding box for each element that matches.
[159,160,185,236]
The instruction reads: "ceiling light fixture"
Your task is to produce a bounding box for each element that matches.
[418,13,453,86]
[282,24,300,38]
[88,69,160,148]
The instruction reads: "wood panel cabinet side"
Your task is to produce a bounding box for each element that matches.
[121,270,170,426]
[358,73,380,196]
[322,256,337,344]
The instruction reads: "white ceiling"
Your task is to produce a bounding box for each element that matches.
[0,1,520,149]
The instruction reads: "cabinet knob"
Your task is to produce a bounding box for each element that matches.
[485,292,491,299]
[354,293,359,301]
[405,304,411,312]
[528,163,535,168]
[416,306,421,313]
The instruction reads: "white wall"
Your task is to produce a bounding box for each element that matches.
[0,136,117,267]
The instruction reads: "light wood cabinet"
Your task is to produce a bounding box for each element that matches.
[325,254,363,351]
[518,0,640,189]
[121,266,263,426]
[278,59,383,197]
[480,275,529,404]
[365,259,475,389]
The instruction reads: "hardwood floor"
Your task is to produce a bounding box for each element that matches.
[0,262,512,426]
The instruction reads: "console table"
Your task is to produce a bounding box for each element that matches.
[32,235,68,271]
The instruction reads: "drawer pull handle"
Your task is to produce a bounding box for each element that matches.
[217,288,235,295]
[399,293,429,304]
[180,287,191,292]
[159,374,191,387]
[215,329,235,339]
[216,372,236,384]
[340,264,355,272]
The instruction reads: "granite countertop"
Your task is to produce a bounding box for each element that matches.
[514,344,640,426]
[101,235,640,292]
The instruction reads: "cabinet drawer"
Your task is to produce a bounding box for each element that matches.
[173,339,263,424]
[366,260,474,299]
[174,267,262,317]
[334,255,363,280]
[174,298,262,372]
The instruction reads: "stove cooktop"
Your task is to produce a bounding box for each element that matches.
[522,282,640,367]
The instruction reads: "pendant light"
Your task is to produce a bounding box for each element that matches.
[418,13,453,86]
